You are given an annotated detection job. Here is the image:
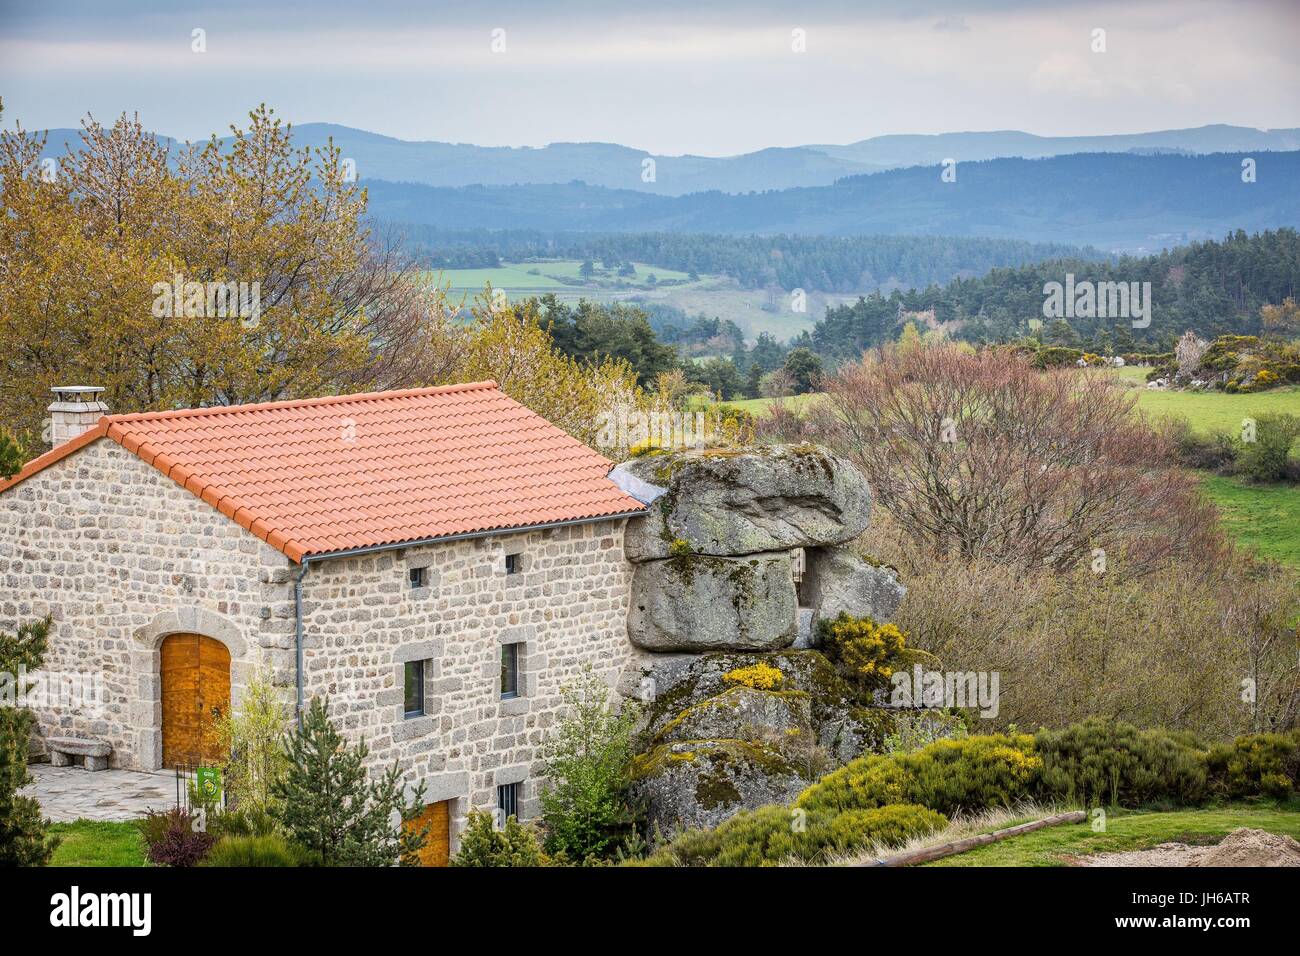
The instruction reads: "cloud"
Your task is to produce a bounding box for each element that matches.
[0,0,1297,154]
[932,15,971,32]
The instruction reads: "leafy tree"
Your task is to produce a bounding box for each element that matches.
[538,666,642,862]
[216,665,290,814]
[688,357,745,400]
[451,809,547,867]
[897,322,923,353]
[579,259,596,278]
[783,347,823,394]
[0,616,56,866]
[270,696,426,866]
[0,102,445,438]
[1260,297,1300,338]
[810,344,1223,572]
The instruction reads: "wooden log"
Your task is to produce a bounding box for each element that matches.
[865,810,1087,867]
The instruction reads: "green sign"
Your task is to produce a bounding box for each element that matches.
[196,767,223,802]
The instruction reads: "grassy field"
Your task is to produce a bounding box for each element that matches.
[434,259,695,299]
[926,802,1300,867]
[431,259,824,342]
[50,820,146,867]
[1133,383,1300,436]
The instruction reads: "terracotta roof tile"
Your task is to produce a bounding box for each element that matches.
[0,382,644,562]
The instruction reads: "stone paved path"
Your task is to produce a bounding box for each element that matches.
[23,763,178,822]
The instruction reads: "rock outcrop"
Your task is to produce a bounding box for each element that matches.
[627,550,798,651]
[627,650,894,833]
[614,444,872,562]
[616,443,926,833]
[801,548,906,626]
[617,443,896,654]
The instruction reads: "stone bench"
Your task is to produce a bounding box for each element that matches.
[47,737,112,772]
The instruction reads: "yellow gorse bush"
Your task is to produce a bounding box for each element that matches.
[723,661,785,690]
[821,615,909,688]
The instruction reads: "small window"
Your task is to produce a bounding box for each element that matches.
[504,552,521,575]
[408,566,427,589]
[497,782,520,822]
[404,660,425,718]
[500,644,520,700]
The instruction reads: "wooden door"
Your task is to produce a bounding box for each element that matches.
[160,633,231,768]
[407,801,452,867]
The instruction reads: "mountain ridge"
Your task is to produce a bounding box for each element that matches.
[32,121,1299,196]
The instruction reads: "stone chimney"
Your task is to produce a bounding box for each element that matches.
[47,386,108,448]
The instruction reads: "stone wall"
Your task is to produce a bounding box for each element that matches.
[297,519,635,843]
[0,439,295,769]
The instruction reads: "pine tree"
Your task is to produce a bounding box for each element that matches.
[270,696,427,866]
[0,617,57,866]
[0,430,23,481]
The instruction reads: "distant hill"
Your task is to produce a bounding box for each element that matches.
[33,122,1300,197]
[811,124,1300,168]
[364,151,1300,252]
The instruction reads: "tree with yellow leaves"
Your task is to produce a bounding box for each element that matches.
[0,102,446,437]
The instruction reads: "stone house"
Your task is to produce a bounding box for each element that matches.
[0,382,646,862]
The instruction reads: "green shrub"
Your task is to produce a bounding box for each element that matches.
[639,802,946,867]
[796,734,1042,816]
[1033,718,1208,807]
[1206,730,1300,799]
[451,809,548,867]
[1235,412,1300,482]
[539,665,642,862]
[201,833,308,867]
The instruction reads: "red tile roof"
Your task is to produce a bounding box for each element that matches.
[0,382,644,562]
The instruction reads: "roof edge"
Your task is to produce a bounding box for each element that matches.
[103,380,501,425]
[0,422,110,495]
[295,508,648,565]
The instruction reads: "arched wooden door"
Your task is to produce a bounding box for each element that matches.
[160,633,231,768]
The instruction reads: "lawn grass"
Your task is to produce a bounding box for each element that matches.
[49,820,146,867]
[1199,473,1300,566]
[1132,383,1300,436]
[926,802,1300,867]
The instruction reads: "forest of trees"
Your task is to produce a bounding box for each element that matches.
[399,227,1102,294]
[810,229,1300,361]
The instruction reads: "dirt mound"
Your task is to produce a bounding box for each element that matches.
[1078,828,1300,868]
[1195,828,1300,868]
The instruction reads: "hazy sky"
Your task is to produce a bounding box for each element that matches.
[1,0,1297,155]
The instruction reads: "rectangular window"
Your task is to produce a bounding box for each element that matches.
[404,660,425,718]
[500,644,520,700]
[504,552,521,575]
[408,566,427,589]
[497,782,520,822]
